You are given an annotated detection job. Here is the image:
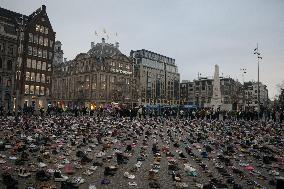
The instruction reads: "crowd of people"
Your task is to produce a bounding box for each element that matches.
[0,106,283,189]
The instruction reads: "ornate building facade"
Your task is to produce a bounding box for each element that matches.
[52,38,136,109]
[0,5,56,112]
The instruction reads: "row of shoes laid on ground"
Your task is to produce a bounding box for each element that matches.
[0,115,283,188]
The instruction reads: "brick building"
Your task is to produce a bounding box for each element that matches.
[0,5,56,112]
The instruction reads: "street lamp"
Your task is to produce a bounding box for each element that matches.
[253,44,262,120]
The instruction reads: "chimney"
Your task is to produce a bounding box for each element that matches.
[91,42,94,48]
[42,5,46,11]
[115,42,119,49]
[102,38,105,44]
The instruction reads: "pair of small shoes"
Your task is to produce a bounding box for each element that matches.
[18,168,31,178]
[124,172,135,179]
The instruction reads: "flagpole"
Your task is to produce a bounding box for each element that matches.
[257,49,260,120]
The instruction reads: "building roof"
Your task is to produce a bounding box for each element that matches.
[88,42,121,57]
[0,5,51,33]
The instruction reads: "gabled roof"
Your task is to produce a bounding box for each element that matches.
[0,5,55,34]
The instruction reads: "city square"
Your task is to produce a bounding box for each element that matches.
[0,0,284,189]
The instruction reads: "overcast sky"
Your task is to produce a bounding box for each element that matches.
[2,0,284,98]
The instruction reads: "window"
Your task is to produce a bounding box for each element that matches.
[26,72,30,81]
[49,40,53,48]
[101,83,106,90]
[27,59,31,68]
[91,75,97,90]
[41,74,45,83]
[42,62,46,70]
[110,76,115,83]
[46,76,50,83]
[49,52,53,60]
[100,74,106,82]
[36,73,40,82]
[43,50,47,59]
[7,46,13,55]
[30,72,35,81]
[29,33,33,42]
[7,60,12,70]
[40,26,44,33]
[0,43,4,52]
[47,63,51,71]
[35,86,40,95]
[33,35,38,44]
[6,79,11,87]
[32,59,36,69]
[44,28,48,34]
[37,48,42,57]
[25,85,29,94]
[37,61,41,70]
[28,46,32,55]
[36,25,40,31]
[46,87,50,96]
[44,38,48,46]
[0,58,2,68]
[39,36,43,45]
[33,47,37,56]
[30,85,34,94]
[40,86,45,95]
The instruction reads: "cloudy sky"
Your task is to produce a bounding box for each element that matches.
[2,0,284,98]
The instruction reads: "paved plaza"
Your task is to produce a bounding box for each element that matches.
[0,115,283,189]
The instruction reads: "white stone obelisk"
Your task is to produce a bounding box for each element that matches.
[211,65,222,110]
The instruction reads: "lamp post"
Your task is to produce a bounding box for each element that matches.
[253,44,262,120]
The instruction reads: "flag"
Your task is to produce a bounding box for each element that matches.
[254,47,258,52]
[103,28,106,33]
[258,56,262,59]
[95,31,98,36]
[115,32,118,36]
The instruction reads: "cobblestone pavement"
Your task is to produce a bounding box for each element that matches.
[0,116,283,189]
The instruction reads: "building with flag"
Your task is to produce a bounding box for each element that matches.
[52,38,136,109]
[0,5,56,113]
